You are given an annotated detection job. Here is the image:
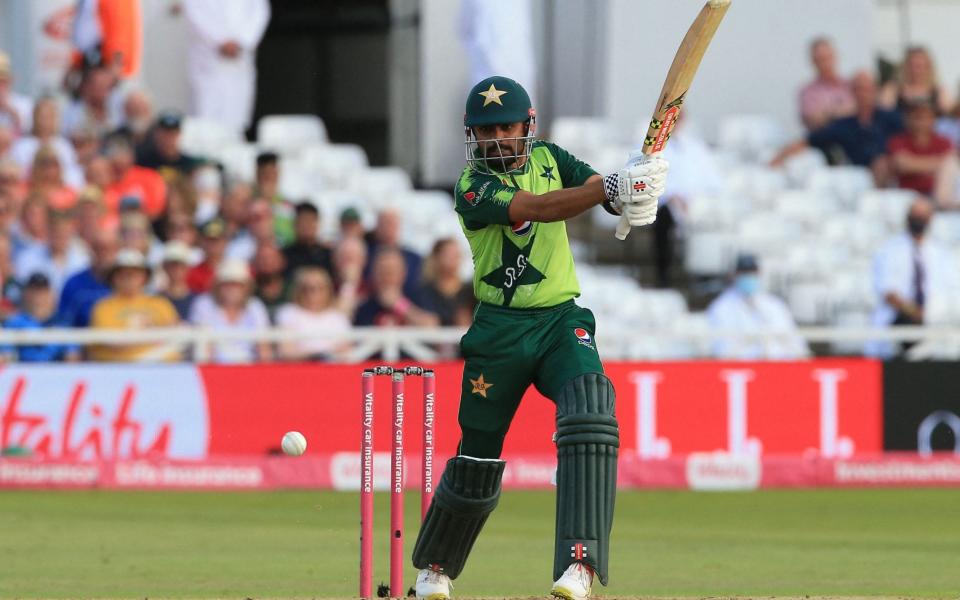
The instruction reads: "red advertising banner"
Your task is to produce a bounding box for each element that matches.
[0,360,883,463]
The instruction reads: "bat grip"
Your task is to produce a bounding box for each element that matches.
[615,214,631,240]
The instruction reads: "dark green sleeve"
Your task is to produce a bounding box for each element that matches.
[541,141,599,187]
[454,170,515,230]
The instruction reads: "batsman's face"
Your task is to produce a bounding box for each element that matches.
[474,122,527,168]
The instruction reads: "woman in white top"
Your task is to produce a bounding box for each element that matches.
[275,267,352,361]
[189,258,272,363]
[10,98,84,188]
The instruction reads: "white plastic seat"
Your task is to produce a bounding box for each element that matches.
[257,115,328,152]
[549,118,615,159]
[685,232,737,275]
[179,117,243,159]
[857,189,916,231]
[786,281,834,324]
[717,114,788,162]
[217,143,259,183]
[352,167,413,209]
[806,166,875,210]
[300,143,369,190]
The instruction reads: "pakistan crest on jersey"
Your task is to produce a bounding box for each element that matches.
[480,232,546,306]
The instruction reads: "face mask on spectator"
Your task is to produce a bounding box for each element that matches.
[907,216,929,236]
[735,274,760,296]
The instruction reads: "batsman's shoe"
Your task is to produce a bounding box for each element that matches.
[415,568,452,600]
[551,561,593,600]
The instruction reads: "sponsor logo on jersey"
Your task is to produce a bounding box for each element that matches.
[511,221,532,236]
[463,191,477,204]
[574,327,595,349]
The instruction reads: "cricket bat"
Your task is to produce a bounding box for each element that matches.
[615,0,731,240]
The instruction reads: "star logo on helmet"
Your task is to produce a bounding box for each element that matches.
[479,83,508,107]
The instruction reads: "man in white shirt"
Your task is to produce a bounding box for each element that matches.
[182,0,271,134]
[707,254,809,360]
[869,197,958,357]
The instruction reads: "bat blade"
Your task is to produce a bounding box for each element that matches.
[616,0,731,240]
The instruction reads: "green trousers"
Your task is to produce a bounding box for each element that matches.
[457,299,604,458]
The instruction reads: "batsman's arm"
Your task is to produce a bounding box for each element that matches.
[507,175,604,223]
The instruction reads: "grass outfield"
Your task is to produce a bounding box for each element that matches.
[0,489,958,599]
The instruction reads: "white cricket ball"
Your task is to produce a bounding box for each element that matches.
[281,431,307,456]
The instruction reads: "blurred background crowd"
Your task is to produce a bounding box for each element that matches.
[0,0,959,363]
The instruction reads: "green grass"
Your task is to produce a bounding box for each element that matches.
[0,489,958,598]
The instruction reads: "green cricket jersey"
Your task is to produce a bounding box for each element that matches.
[454,140,598,309]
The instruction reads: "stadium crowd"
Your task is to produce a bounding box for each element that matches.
[1,26,960,363]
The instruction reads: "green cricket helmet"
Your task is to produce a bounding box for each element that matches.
[464,76,537,174]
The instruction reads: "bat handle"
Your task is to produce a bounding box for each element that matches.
[615,214,631,240]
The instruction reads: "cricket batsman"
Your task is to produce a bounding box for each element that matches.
[411,76,668,600]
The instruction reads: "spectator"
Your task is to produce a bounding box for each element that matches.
[69,0,142,80]
[284,202,332,276]
[15,209,89,297]
[10,97,84,188]
[772,71,903,183]
[276,267,352,361]
[0,160,24,206]
[706,254,808,360]
[252,243,289,319]
[28,145,77,210]
[0,232,20,319]
[355,248,439,327]
[0,51,33,135]
[366,208,422,297]
[190,163,221,224]
[798,37,856,131]
[187,217,228,293]
[84,155,113,190]
[418,238,473,326]
[135,111,201,181]
[880,46,953,116]
[254,152,294,245]
[163,174,198,221]
[69,123,101,172]
[112,89,154,147]
[161,213,202,263]
[12,195,50,257]
[188,258,272,363]
[654,115,724,288]
[869,198,957,357]
[103,135,167,219]
[0,123,13,162]
[62,65,123,138]
[89,249,180,362]
[339,206,365,239]
[75,185,108,246]
[58,229,118,327]
[332,235,366,317]
[118,209,163,265]
[2,273,79,362]
[887,99,953,195]
[182,0,271,133]
[221,180,253,257]
[157,240,197,320]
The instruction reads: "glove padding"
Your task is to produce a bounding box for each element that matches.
[606,152,669,239]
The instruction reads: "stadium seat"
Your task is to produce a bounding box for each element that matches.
[300,143,369,190]
[218,143,260,183]
[685,231,738,275]
[717,114,789,162]
[857,189,915,230]
[806,166,875,209]
[179,117,244,160]
[257,115,328,153]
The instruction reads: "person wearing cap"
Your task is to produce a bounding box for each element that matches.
[887,99,953,195]
[0,51,33,136]
[10,97,84,189]
[283,202,332,277]
[188,217,229,293]
[2,272,80,362]
[135,110,202,180]
[339,206,365,239]
[706,254,808,360]
[103,134,167,219]
[89,248,180,362]
[254,151,294,245]
[157,240,198,320]
[188,258,272,363]
[14,208,89,298]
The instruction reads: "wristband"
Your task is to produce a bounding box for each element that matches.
[601,173,622,216]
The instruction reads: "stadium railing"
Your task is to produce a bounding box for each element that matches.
[0,325,956,362]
